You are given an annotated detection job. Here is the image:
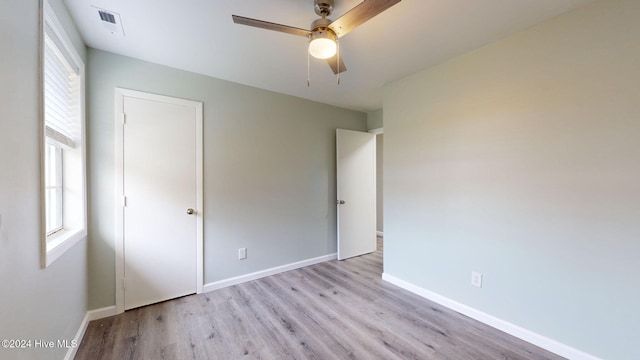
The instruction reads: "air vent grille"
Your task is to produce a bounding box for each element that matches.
[99,10,116,24]
[93,7,125,36]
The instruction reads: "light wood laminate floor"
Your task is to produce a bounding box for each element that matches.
[76,239,564,359]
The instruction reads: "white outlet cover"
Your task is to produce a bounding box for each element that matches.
[471,271,483,288]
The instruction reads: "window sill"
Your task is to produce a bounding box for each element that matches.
[45,228,86,267]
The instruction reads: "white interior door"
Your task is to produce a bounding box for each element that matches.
[336,129,376,260]
[118,91,202,310]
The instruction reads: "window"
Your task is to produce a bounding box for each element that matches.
[42,1,86,267]
[44,143,63,235]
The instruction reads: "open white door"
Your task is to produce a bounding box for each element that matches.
[115,89,203,312]
[336,129,376,260]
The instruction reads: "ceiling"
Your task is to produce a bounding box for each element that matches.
[63,0,593,112]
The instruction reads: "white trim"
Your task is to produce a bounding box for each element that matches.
[64,306,116,360]
[43,1,82,70]
[204,254,337,293]
[381,273,601,360]
[41,0,87,268]
[63,314,87,360]
[371,129,383,240]
[87,305,118,321]
[114,88,204,314]
[114,89,124,313]
[194,102,204,294]
[44,229,85,266]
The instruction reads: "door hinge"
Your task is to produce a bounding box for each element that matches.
[122,195,127,207]
[122,277,126,290]
[122,113,126,125]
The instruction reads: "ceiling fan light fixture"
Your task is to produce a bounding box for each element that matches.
[232,0,401,74]
[308,28,336,59]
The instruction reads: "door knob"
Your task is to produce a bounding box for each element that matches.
[187,208,195,215]
[336,200,346,205]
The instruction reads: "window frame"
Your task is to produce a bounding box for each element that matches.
[44,142,63,236]
[41,0,87,267]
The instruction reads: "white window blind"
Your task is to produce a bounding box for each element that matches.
[44,25,80,149]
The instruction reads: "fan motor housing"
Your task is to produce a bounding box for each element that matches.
[310,17,332,31]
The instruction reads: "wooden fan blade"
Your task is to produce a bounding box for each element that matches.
[326,54,347,74]
[232,15,311,38]
[328,0,401,38]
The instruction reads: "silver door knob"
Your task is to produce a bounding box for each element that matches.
[186,208,195,215]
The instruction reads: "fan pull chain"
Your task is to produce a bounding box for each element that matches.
[336,38,341,85]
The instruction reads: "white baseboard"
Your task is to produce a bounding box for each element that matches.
[376,231,384,237]
[65,306,117,360]
[204,253,337,293]
[381,273,601,360]
[86,305,118,321]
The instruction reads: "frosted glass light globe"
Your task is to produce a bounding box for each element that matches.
[309,38,337,59]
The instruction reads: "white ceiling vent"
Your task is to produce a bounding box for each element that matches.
[93,7,125,36]
[99,10,116,24]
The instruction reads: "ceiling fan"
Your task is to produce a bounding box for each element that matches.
[232,0,401,75]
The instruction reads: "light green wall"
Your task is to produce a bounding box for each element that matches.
[87,49,367,309]
[383,0,639,359]
[0,1,88,359]
[367,109,383,130]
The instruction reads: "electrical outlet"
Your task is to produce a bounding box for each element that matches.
[238,247,247,260]
[471,271,482,288]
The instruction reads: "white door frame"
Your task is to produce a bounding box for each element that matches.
[368,127,383,237]
[114,88,204,314]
